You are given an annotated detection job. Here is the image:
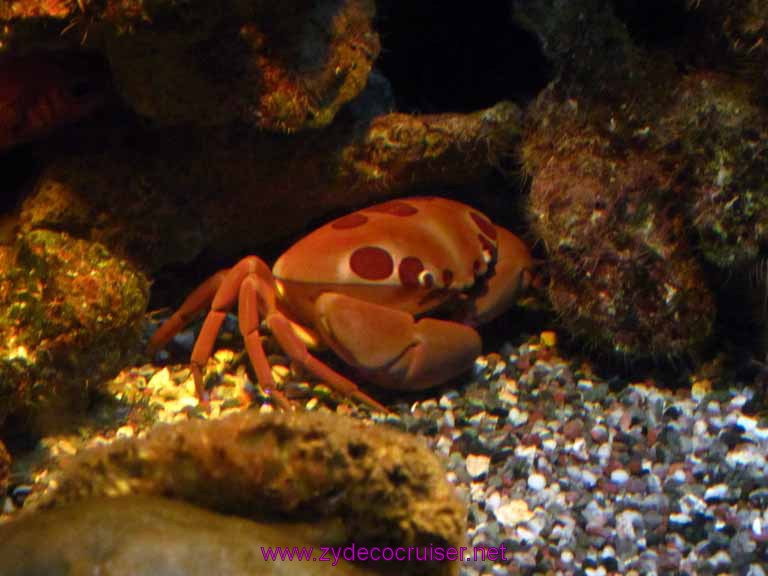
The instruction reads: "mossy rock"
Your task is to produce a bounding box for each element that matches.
[0,230,148,431]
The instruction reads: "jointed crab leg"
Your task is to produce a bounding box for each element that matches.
[150,257,388,412]
[237,273,388,413]
[146,269,230,354]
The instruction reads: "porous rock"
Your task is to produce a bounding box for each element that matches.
[0,495,377,576]
[20,101,522,272]
[29,410,466,576]
[0,230,148,429]
[524,92,714,358]
[1,0,380,133]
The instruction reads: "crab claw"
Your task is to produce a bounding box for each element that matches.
[469,226,534,324]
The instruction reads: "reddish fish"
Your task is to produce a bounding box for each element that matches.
[0,50,113,151]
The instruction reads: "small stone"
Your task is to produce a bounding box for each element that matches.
[691,379,712,400]
[610,469,629,485]
[438,394,455,409]
[577,379,594,390]
[527,473,547,491]
[115,426,134,439]
[507,407,529,426]
[172,329,196,351]
[540,331,557,347]
[591,425,608,442]
[147,367,171,391]
[465,454,491,479]
[563,418,584,440]
[704,483,728,502]
[669,512,692,526]
[495,500,533,527]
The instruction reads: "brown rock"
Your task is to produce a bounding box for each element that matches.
[562,417,584,440]
[29,410,466,576]
[0,495,378,576]
[0,439,9,497]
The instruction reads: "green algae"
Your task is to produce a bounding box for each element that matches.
[0,230,148,431]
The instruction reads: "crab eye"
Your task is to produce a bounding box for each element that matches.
[418,269,434,288]
[482,249,493,264]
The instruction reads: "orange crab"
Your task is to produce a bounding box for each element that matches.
[147,197,533,412]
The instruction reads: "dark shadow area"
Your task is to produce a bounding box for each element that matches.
[375,0,551,113]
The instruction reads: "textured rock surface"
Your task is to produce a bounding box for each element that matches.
[0,495,378,576]
[0,438,9,497]
[523,90,714,358]
[657,72,768,270]
[0,230,148,428]
[1,0,379,133]
[29,410,466,575]
[19,102,522,272]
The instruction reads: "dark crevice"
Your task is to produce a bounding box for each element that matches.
[375,0,551,113]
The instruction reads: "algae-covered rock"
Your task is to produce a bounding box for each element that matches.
[0,230,148,429]
[524,92,715,358]
[20,101,522,272]
[29,410,466,575]
[1,0,380,133]
[657,72,768,270]
[688,0,768,90]
[0,496,379,576]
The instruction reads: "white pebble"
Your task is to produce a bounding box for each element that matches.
[507,407,529,426]
[465,454,491,478]
[485,491,501,513]
[435,436,452,457]
[704,483,728,501]
[580,470,598,489]
[495,499,533,527]
[528,473,547,491]
[610,469,629,485]
[542,438,558,453]
[670,469,687,483]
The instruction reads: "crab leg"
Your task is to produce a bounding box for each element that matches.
[237,272,388,412]
[186,258,269,400]
[146,269,230,354]
[238,276,291,410]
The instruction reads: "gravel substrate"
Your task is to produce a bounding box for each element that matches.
[3,318,768,576]
[395,337,768,576]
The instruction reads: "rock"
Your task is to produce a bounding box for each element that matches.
[0,231,148,430]
[0,495,378,576]
[0,50,113,152]
[28,410,466,576]
[18,101,522,273]
[524,91,714,358]
[1,0,380,133]
[0,439,9,496]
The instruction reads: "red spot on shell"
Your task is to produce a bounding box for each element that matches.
[442,269,454,287]
[470,212,497,240]
[350,246,394,280]
[367,200,419,217]
[398,256,424,287]
[331,213,368,230]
